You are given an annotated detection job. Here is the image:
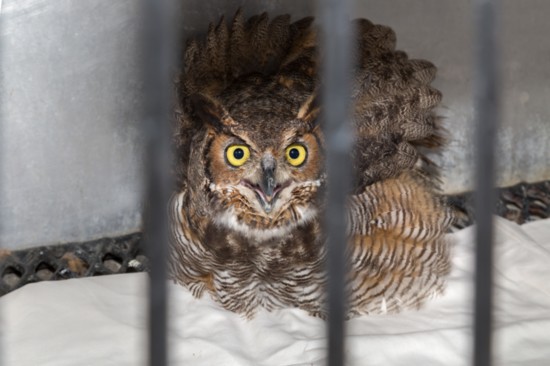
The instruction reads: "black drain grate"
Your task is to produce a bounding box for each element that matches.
[448,180,550,229]
[0,233,146,296]
[1,180,549,297]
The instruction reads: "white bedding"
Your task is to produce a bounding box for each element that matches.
[2,217,550,366]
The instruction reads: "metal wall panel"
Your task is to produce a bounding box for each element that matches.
[0,0,145,250]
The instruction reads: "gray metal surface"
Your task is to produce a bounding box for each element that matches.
[318,0,353,364]
[141,0,178,365]
[0,0,146,250]
[471,0,499,364]
[1,0,549,251]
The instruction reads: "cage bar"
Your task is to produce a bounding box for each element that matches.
[318,0,354,365]
[472,0,500,365]
[142,0,177,365]
[0,12,3,366]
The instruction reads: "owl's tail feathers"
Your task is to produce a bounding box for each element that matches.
[351,19,445,188]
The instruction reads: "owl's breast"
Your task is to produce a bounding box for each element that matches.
[189,221,326,316]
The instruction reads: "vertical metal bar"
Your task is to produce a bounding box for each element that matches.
[0,2,4,364]
[472,1,500,366]
[318,1,353,365]
[142,0,176,365]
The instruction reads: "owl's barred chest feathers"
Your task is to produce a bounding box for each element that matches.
[171,191,328,316]
[170,10,454,318]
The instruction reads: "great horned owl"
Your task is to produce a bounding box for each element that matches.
[169,11,454,318]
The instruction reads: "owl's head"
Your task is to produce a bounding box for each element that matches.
[186,84,325,241]
[174,12,325,241]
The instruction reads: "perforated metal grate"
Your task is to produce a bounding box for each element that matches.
[449,180,550,229]
[0,233,145,296]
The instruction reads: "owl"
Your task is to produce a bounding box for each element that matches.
[169,10,454,318]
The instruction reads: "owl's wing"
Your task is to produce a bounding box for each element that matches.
[351,19,445,191]
[177,11,316,98]
[347,173,454,240]
[344,172,453,316]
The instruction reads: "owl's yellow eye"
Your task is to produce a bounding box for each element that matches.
[285,144,307,167]
[226,145,250,167]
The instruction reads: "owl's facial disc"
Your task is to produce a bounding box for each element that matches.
[205,123,324,240]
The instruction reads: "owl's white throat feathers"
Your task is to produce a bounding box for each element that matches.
[209,180,322,241]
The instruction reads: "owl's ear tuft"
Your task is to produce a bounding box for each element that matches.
[190,93,238,131]
[296,93,320,127]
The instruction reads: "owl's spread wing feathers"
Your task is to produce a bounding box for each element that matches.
[352,18,445,188]
[175,11,444,191]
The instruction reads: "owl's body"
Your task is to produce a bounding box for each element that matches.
[170,11,453,318]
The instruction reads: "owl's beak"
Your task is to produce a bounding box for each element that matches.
[261,168,276,199]
[259,158,277,213]
[243,170,289,214]
[242,155,291,214]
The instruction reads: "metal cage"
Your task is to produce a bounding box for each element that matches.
[141,0,498,365]
[0,0,502,365]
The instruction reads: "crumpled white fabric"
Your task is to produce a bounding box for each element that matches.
[2,217,550,366]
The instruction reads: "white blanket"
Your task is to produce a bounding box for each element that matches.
[2,217,550,365]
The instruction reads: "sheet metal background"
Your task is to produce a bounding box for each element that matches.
[1,0,549,250]
[0,0,146,250]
